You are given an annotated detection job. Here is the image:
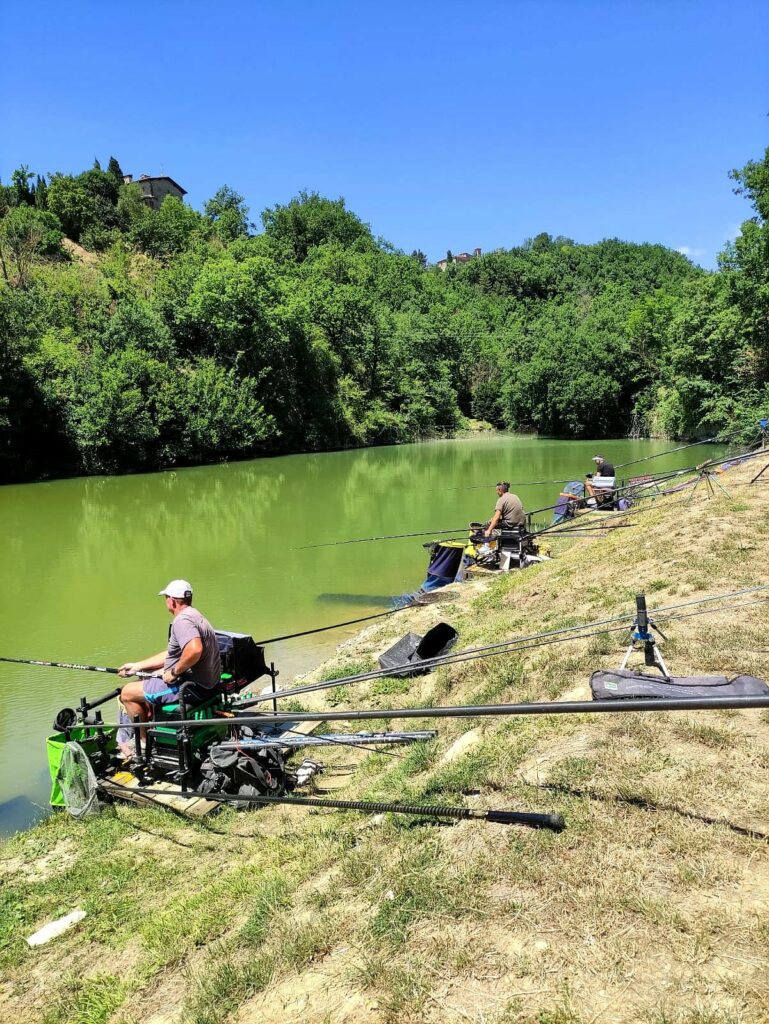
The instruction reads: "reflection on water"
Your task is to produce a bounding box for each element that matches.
[0,434,727,835]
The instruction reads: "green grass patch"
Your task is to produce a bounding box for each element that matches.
[41,972,128,1024]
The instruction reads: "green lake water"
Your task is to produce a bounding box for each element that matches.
[0,434,726,835]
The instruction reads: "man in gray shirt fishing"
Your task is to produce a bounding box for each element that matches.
[485,481,526,537]
[116,579,221,754]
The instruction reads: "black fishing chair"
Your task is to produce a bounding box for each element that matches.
[498,527,538,569]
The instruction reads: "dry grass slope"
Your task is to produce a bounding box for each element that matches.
[1,461,769,1024]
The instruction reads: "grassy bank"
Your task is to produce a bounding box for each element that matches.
[2,460,769,1024]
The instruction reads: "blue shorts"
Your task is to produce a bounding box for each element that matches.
[142,676,183,705]
[142,676,211,706]
[117,677,211,746]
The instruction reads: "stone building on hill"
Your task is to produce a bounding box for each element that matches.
[122,174,187,210]
[435,247,482,271]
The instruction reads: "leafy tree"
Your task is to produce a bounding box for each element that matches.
[47,167,121,246]
[34,175,48,210]
[10,165,35,206]
[261,191,373,262]
[204,185,250,241]
[0,205,63,287]
[47,174,98,241]
[107,156,124,186]
[127,195,203,258]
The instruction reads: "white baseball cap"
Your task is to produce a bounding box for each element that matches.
[158,579,193,599]
[592,455,603,463]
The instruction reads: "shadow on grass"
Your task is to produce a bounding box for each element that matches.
[531,781,769,841]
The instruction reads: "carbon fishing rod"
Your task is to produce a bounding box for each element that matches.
[294,473,684,552]
[614,436,722,470]
[529,490,701,542]
[218,730,437,750]
[0,656,150,678]
[99,778,565,830]
[294,527,470,551]
[295,442,757,553]
[436,436,736,494]
[524,464,704,522]
[229,590,769,710]
[92,690,769,733]
[93,586,769,723]
[255,606,408,645]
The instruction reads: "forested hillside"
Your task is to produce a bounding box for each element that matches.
[1,148,767,483]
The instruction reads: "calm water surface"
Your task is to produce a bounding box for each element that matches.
[0,434,724,834]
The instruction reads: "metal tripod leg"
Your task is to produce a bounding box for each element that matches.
[750,462,769,485]
[687,473,704,505]
[619,643,635,672]
[708,472,731,498]
[651,644,671,680]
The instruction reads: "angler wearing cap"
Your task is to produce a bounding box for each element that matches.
[591,454,615,478]
[116,580,221,754]
[586,455,616,508]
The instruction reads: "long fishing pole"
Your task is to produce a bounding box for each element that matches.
[530,491,699,541]
[295,441,756,553]
[0,656,150,677]
[91,689,769,732]
[13,466,752,682]
[218,730,437,750]
[255,606,407,645]
[437,435,736,494]
[88,587,766,721]
[294,475,673,552]
[614,436,721,469]
[295,527,469,551]
[231,591,769,710]
[99,778,565,830]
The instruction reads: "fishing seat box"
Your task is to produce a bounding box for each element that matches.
[590,669,769,701]
[149,631,269,747]
[378,622,457,676]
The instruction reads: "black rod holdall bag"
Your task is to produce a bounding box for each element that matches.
[590,668,769,701]
[378,622,458,676]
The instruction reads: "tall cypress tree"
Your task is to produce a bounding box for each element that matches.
[34,175,48,209]
[107,156,124,185]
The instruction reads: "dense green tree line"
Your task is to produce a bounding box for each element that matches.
[1,146,767,482]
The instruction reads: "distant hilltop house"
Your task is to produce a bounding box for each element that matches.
[435,247,482,271]
[122,173,187,211]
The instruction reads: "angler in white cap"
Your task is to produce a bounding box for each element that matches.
[591,454,615,477]
[116,579,221,755]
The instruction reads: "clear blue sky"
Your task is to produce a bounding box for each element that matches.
[1,1,767,268]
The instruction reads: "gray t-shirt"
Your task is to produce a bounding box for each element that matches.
[165,607,221,690]
[494,492,525,528]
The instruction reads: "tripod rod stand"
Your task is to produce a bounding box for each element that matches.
[687,469,731,503]
[619,593,671,680]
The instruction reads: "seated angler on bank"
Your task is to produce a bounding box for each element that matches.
[484,481,526,538]
[116,579,221,756]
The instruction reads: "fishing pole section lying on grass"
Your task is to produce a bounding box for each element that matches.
[98,778,565,831]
